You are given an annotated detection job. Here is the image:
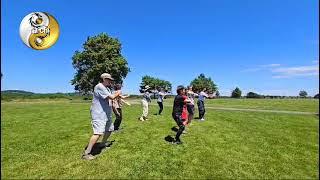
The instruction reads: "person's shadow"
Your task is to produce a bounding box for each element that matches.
[84,140,115,156]
[164,127,178,143]
[171,126,178,132]
[164,135,175,143]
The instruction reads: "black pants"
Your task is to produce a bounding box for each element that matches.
[157,102,163,115]
[113,108,122,130]
[197,100,205,119]
[172,114,185,142]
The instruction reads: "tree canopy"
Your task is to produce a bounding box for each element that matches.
[231,87,242,98]
[299,90,308,98]
[190,74,217,93]
[246,92,262,98]
[71,33,130,95]
[140,75,172,92]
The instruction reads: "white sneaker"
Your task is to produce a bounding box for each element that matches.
[139,117,145,121]
[200,118,205,121]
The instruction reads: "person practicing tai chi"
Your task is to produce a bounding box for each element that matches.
[139,85,152,121]
[82,73,121,160]
[172,85,190,144]
[197,88,209,121]
[157,88,166,115]
[112,83,130,132]
[186,86,198,124]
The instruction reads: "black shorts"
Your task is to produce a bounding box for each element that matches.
[187,104,195,115]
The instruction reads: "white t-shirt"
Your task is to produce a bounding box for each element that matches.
[157,91,165,102]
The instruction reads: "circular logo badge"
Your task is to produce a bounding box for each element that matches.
[19,12,60,50]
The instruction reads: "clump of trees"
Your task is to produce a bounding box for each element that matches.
[231,87,242,98]
[71,33,130,95]
[140,75,172,92]
[190,73,217,93]
[246,92,263,98]
[299,90,308,98]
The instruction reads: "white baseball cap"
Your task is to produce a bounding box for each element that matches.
[100,73,114,80]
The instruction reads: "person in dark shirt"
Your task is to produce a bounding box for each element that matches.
[172,85,190,144]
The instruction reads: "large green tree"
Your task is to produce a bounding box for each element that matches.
[140,75,172,92]
[190,74,217,93]
[231,87,242,98]
[71,33,130,94]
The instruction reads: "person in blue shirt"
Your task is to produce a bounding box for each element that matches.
[82,73,121,160]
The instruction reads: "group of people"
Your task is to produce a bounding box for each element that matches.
[138,84,210,144]
[82,73,210,160]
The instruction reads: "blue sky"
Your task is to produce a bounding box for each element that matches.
[1,0,319,96]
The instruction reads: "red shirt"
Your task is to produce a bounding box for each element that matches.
[181,95,188,120]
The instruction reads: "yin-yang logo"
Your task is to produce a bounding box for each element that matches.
[19,12,60,50]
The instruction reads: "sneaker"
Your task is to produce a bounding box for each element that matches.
[200,118,205,121]
[172,140,183,145]
[113,127,123,133]
[82,153,95,160]
[99,141,114,149]
[139,117,145,121]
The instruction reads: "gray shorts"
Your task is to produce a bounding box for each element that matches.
[91,112,114,135]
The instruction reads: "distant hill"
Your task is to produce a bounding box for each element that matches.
[1,90,83,101]
[1,90,34,94]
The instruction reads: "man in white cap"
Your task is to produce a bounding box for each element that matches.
[139,85,151,121]
[82,73,121,160]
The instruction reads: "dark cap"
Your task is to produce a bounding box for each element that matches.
[177,85,185,91]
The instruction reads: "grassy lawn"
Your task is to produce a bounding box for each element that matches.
[1,100,319,179]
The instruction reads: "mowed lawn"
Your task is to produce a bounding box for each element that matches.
[158,98,319,113]
[1,100,319,179]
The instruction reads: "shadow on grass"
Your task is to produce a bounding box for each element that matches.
[85,140,115,156]
[171,126,178,132]
[164,135,175,143]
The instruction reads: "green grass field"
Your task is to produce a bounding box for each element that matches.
[1,99,319,179]
[156,98,319,113]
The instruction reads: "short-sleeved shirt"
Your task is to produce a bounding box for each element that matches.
[172,94,186,116]
[157,92,165,102]
[90,83,112,121]
[142,91,151,102]
[198,91,208,101]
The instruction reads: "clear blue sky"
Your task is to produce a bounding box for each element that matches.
[1,0,319,96]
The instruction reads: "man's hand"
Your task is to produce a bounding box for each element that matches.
[107,90,121,100]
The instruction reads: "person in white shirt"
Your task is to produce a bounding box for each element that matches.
[157,88,166,115]
[139,85,152,121]
[197,88,209,121]
[82,73,121,160]
[186,86,198,124]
